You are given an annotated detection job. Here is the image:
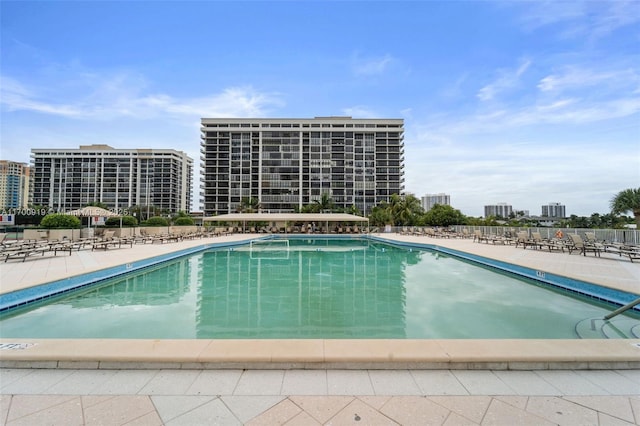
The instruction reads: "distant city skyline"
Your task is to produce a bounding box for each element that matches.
[1,1,638,217]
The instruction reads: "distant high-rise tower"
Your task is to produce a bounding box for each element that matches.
[0,160,30,209]
[542,202,566,218]
[200,117,405,216]
[31,145,193,214]
[484,203,513,218]
[421,193,450,211]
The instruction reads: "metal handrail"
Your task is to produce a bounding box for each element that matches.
[604,297,640,320]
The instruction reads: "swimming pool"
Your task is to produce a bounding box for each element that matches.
[1,238,638,339]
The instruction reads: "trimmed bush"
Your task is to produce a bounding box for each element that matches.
[40,214,81,229]
[144,216,169,226]
[174,216,195,226]
[104,216,138,227]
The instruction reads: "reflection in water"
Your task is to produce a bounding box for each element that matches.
[195,240,415,338]
[65,261,192,308]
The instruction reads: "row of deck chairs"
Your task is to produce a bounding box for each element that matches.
[403,227,640,262]
[134,229,208,244]
[0,233,84,262]
[470,229,640,263]
[91,231,135,250]
[398,227,455,238]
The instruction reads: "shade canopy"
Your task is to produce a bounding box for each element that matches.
[66,207,118,217]
[203,213,368,223]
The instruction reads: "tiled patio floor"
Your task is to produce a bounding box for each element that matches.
[2,368,639,425]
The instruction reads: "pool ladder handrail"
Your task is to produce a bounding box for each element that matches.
[604,297,640,320]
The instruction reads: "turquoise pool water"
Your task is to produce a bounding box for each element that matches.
[1,238,638,339]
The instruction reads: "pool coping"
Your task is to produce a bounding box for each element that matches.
[1,339,640,370]
[2,235,640,370]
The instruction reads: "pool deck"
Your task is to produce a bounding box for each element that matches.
[1,232,639,424]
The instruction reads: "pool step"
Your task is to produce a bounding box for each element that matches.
[575,317,640,339]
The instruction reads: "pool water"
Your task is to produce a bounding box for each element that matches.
[1,238,638,339]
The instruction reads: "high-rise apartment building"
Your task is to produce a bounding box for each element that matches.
[421,193,450,211]
[200,117,404,216]
[484,203,513,218]
[541,202,566,218]
[0,160,30,209]
[31,145,193,214]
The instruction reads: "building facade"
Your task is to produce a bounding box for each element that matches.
[0,160,30,209]
[200,117,404,216]
[31,145,193,215]
[484,203,513,218]
[421,193,450,211]
[541,202,566,218]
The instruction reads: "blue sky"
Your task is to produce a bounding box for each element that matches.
[1,1,638,217]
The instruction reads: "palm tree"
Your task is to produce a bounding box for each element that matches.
[238,197,261,213]
[314,193,334,213]
[610,188,640,227]
[345,204,361,216]
[390,194,423,226]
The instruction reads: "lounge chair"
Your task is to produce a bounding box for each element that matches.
[92,231,134,250]
[566,234,602,257]
[603,243,640,262]
[2,243,50,262]
[584,232,604,244]
[422,228,436,237]
[515,231,538,249]
[530,232,564,252]
[473,230,488,243]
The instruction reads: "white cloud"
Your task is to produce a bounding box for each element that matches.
[342,105,379,118]
[477,59,531,101]
[407,58,640,217]
[0,72,283,120]
[537,67,639,93]
[351,53,394,76]
[405,128,637,217]
[516,0,640,39]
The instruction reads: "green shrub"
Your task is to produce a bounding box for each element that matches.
[40,214,81,229]
[173,216,195,226]
[104,216,138,227]
[144,216,169,226]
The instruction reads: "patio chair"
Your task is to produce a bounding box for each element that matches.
[531,232,564,252]
[473,230,488,243]
[460,229,472,239]
[603,243,640,263]
[515,231,538,249]
[2,241,49,262]
[566,233,602,257]
[584,232,604,244]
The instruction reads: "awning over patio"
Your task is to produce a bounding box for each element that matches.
[202,213,368,223]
